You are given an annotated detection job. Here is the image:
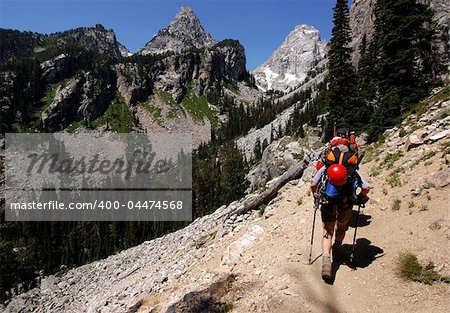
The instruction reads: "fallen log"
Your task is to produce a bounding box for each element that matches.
[225,154,312,218]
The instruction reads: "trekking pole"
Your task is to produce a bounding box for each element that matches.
[349,150,366,265]
[350,202,364,264]
[308,203,318,264]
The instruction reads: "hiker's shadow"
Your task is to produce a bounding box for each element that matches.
[325,238,384,285]
[348,210,372,228]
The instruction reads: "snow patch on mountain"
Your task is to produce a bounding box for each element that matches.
[253,24,327,93]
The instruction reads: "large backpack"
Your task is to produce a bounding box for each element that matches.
[321,144,359,201]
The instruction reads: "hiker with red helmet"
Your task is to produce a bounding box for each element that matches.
[310,128,370,280]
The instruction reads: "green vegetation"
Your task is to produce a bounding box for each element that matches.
[399,128,407,137]
[140,99,163,124]
[325,0,359,138]
[397,252,450,285]
[182,81,219,127]
[362,145,380,164]
[384,151,404,169]
[157,90,180,119]
[42,81,63,105]
[323,0,441,142]
[410,86,450,118]
[259,204,267,217]
[91,93,135,132]
[387,171,402,187]
[370,166,381,177]
[23,78,73,132]
[226,83,240,95]
[65,121,85,133]
[441,109,450,119]
[292,151,305,161]
[213,39,241,49]
[296,197,303,206]
[139,90,182,124]
[392,198,401,211]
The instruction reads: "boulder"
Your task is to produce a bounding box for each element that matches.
[411,180,430,196]
[425,129,450,144]
[40,54,71,84]
[405,134,424,151]
[221,224,264,266]
[428,167,450,188]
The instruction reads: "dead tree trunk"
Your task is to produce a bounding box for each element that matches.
[226,157,311,217]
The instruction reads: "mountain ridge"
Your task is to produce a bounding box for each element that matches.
[253,24,327,92]
[139,6,217,55]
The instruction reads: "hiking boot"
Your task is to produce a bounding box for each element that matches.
[322,257,332,280]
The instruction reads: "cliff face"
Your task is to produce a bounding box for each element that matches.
[253,24,327,92]
[349,0,450,65]
[0,7,252,144]
[0,24,130,64]
[348,0,377,65]
[139,6,216,55]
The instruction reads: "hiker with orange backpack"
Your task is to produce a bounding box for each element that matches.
[310,128,370,280]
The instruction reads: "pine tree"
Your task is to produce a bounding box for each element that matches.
[326,0,358,140]
[219,143,248,205]
[253,137,262,161]
[368,0,435,140]
[356,34,376,129]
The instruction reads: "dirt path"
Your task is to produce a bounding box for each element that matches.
[147,139,450,313]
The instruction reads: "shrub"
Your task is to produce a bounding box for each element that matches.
[392,199,401,211]
[396,252,445,285]
[387,172,402,187]
[385,151,404,169]
[399,128,407,137]
[370,166,382,177]
[258,204,267,216]
[441,110,450,119]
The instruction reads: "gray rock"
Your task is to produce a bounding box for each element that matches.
[405,134,424,151]
[42,70,116,131]
[40,54,71,84]
[426,129,450,144]
[139,7,216,55]
[428,168,450,188]
[349,0,449,66]
[221,224,264,266]
[411,180,430,196]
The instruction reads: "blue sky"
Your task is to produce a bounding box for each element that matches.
[0,0,338,70]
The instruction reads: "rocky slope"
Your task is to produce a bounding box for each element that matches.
[349,0,450,65]
[51,24,130,59]
[139,6,216,55]
[0,30,42,64]
[236,59,327,161]
[0,24,130,64]
[253,24,327,92]
[1,7,254,147]
[5,86,449,313]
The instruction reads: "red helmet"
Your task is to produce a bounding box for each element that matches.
[327,164,348,186]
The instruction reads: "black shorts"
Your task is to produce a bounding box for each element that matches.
[320,202,353,223]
